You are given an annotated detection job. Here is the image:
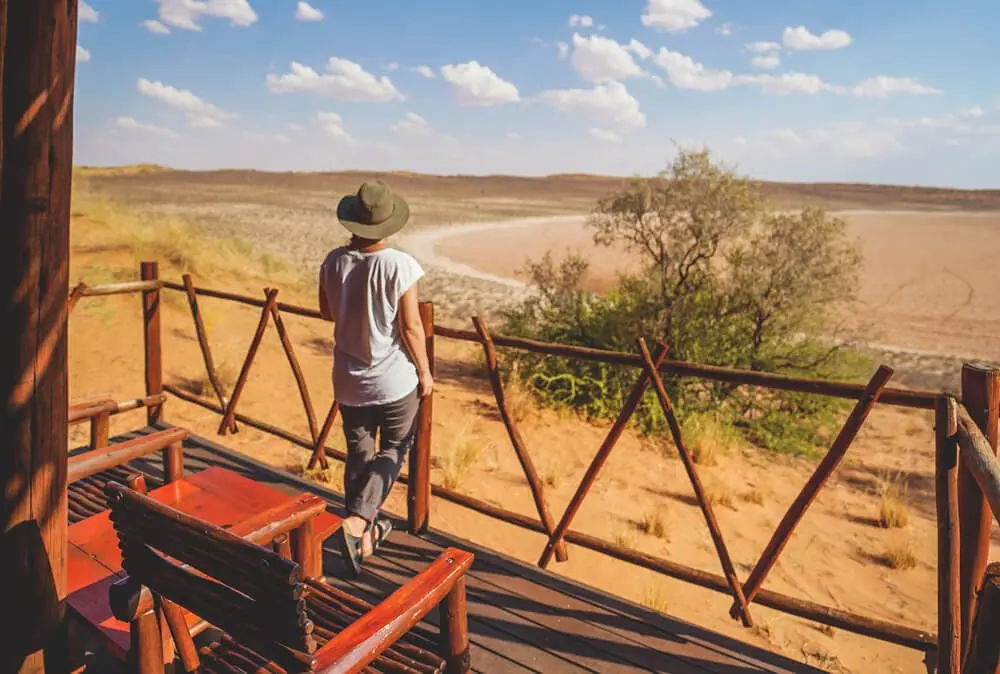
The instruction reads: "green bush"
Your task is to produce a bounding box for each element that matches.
[498,149,871,456]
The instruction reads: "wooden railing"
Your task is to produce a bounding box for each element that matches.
[68,262,1000,673]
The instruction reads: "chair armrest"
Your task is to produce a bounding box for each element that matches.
[315,547,474,673]
[68,427,188,483]
[68,398,117,425]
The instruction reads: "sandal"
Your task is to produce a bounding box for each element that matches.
[337,527,363,578]
[369,517,393,554]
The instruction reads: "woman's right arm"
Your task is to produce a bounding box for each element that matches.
[398,286,433,397]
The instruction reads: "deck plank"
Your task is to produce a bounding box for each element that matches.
[91,428,830,673]
[367,531,717,673]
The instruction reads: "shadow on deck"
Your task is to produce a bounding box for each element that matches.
[99,425,825,674]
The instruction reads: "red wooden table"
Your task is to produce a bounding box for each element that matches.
[66,466,341,660]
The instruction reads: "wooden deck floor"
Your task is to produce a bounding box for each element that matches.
[94,426,826,674]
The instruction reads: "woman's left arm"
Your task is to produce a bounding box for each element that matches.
[318,267,333,321]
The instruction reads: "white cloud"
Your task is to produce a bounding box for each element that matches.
[746,41,781,54]
[751,55,780,70]
[114,116,179,138]
[641,0,711,33]
[556,41,570,60]
[782,26,852,51]
[267,59,402,102]
[753,122,905,159]
[589,127,622,143]
[569,14,594,28]
[965,106,985,119]
[742,72,841,95]
[152,0,258,31]
[507,131,521,139]
[76,46,91,62]
[143,19,171,34]
[294,2,323,21]
[850,76,942,98]
[570,33,645,83]
[384,62,400,72]
[626,39,653,61]
[652,47,734,91]
[412,65,436,79]
[80,1,99,22]
[391,112,430,135]
[316,112,354,143]
[716,23,733,37]
[440,61,520,106]
[537,80,645,129]
[285,123,305,132]
[137,78,235,127]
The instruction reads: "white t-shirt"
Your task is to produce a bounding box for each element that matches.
[319,246,425,407]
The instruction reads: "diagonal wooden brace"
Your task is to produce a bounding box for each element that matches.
[473,316,567,563]
[183,274,238,434]
[538,343,669,569]
[307,399,341,471]
[266,292,319,445]
[217,289,279,436]
[637,337,754,627]
[728,364,894,620]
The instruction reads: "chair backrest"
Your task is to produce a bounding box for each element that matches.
[104,481,318,671]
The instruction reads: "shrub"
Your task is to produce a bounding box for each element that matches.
[499,148,869,455]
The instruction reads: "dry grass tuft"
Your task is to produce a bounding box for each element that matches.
[504,365,535,424]
[877,471,910,529]
[438,420,483,490]
[614,530,638,551]
[638,507,670,540]
[287,460,345,488]
[882,537,918,570]
[706,482,737,510]
[641,585,669,614]
[741,487,766,506]
[680,413,738,466]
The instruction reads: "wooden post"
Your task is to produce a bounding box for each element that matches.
[936,395,962,674]
[472,315,567,562]
[538,344,669,569]
[963,563,1000,674]
[637,338,753,627]
[89,410,109,451]
[441,577,470,673]
[958,363,1000,659]
[0,1,78,671]
[408,302,434,535]
[163,441,183,483]
[141,262,163,426]
[730,365,894,618]
[290,519,319,579]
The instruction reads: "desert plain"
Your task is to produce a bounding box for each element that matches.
[69,166,1000,673]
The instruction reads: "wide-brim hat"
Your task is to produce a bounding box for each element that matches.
[336,178,410,240]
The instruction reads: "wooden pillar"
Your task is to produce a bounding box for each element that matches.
[0,1,79,671]
[408,301,434,535]
[963,563,1000,674]
[140,262,162,426]
[958,363,1000,660]
[936,395,961,674]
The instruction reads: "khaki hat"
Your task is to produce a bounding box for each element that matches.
[336,179,411,240]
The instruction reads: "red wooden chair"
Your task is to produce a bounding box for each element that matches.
[105,481,473,673]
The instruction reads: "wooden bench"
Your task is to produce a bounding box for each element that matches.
[105,480,473,673]
[66,464,342,667]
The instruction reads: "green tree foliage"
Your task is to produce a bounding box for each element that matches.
[498,149,870,455]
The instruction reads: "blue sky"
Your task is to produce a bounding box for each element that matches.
[74,0,1000,187]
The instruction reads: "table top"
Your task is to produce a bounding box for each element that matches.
[65,465,332,658]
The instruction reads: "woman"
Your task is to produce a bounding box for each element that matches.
[318,178,433,577]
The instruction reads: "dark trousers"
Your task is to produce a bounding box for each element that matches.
[340,388,420,524]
